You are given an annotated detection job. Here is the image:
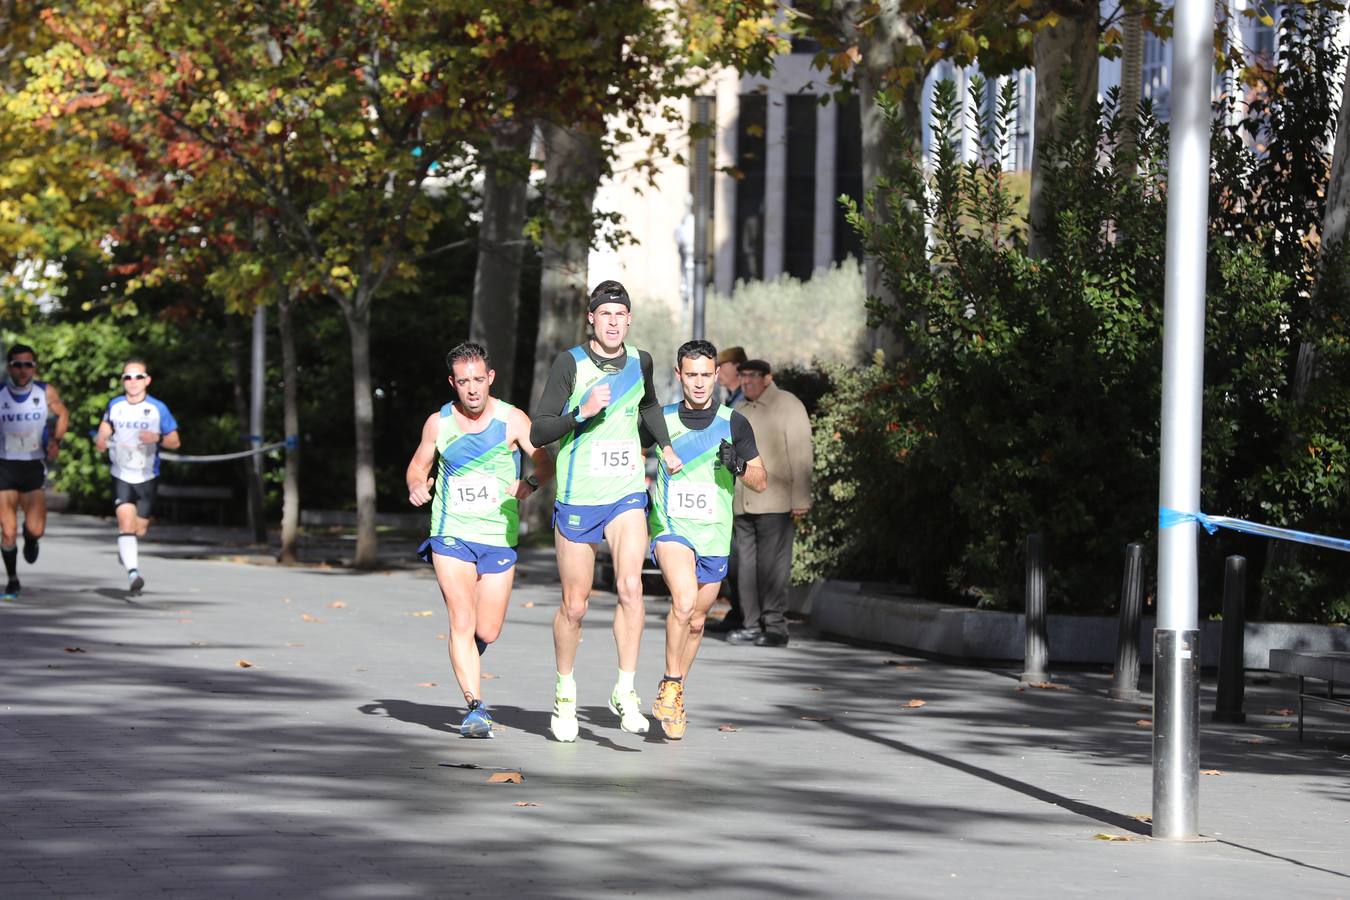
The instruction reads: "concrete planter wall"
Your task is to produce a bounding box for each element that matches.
[809,580,1350,669]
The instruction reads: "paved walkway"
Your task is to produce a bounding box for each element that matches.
[2,514,1348,898]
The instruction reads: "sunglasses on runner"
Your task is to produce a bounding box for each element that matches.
[7,361,35,369]
[121,373,149,381]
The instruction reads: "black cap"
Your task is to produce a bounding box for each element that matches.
[738,359,771,375]
[588,280,631,313]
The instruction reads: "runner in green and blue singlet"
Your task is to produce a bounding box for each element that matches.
[407,342,553,738]
[528,280,682,741]
[645,340,765,740]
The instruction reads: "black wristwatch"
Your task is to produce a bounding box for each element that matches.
[524,475,540,491]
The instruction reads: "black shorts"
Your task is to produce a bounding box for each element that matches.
[113,477,158,519]
[0,459,45,493]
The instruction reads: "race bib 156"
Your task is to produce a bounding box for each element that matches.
[669,482,717,521]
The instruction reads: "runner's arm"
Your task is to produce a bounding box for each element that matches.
[509,408,555,500]
[636,351,672,450]
[94,418,113,453]
[405,413,440,507]
[156,402,181,449]
[529,352,581,447]
[45,383,69,459]
[731,412,767,493]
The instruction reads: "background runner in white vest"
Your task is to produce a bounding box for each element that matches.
[0,343,69,598]
[94,358,181,595]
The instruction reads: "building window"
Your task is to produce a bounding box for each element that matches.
[834,95,864,264]
[785,94,818,280]
[735,93,767,283]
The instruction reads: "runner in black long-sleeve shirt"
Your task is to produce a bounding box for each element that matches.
[528,280,682,741]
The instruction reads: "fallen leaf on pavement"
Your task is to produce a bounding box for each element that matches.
[903,699,926,708]
[301,613,319,622]
[416,682,437,688]
[718,724,740,732]
[1266,708,1294,717]
[800,715,833,722]
[1094,833,1136,842]
[487,772,523,784]
[328,601,347,609]
[411,610,435,617]
[885,660,918,670]
[807,686,824,692]
[190,641,207,647]
[63,647,86,653]
[236,659,254,668]
[1238,737,1271,745]
[522,601,535,609]
[1025,681,1069,691]
[1131,814,1152,823]
[1200,769,1223,776]
[435,634,447,640]
[513,801,539,807]
[1263,722,1294,729]
[286,642,304,648]
[482,672,498,680]
[1135,719,1152,727]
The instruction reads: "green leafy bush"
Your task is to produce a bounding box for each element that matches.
[807,7,1350,622]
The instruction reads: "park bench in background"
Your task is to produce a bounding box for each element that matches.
[157,484,233,526]
[1268,649,1350,741]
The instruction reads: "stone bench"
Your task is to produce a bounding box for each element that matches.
[1268,649,1350,740]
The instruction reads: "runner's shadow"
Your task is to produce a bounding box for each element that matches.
[576,705,642,753]
[358,698,455,735]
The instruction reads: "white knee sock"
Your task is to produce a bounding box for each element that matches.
[118,533,139,572]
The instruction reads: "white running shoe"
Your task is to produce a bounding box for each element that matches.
[608,686,650,734]
[550,689,579,742]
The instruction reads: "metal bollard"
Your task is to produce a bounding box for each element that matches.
[1213,555,1248,723]
[1021,533,1050,683]
[1110,542,1145,702]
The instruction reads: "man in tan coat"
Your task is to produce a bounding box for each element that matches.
[726,359,812,647]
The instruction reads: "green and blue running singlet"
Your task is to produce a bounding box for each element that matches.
[428,400,521,547]
[554,343,645,506]
[648,403,735,556]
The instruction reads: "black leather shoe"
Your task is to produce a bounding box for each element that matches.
[726,627,763,644]
[705,615,743,634]
[755,631,789,648]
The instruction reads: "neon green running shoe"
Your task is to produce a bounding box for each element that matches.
[608,686,650,734]
[550,686,579,742]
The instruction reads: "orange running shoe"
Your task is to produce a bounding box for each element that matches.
[653,679,687,740]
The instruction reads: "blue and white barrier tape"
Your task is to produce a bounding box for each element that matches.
[161,438,296,464]
[1159,507,1350,554]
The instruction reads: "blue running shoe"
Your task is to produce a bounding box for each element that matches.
[460,701,494,738]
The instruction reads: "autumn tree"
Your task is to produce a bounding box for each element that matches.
[20,1,566,566]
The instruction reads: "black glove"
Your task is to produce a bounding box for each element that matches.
[718,439,747,477]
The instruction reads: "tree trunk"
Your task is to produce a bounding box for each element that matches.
[469,119,534,399]
[1028,3,1100,258]
[227,317,267,541]
[524,121,603,534]
[839,0,926,360]
[344,296,379,569]
[277,290,302,564]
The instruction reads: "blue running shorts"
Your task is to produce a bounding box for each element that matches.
[554,491,648,545]
[417,536,518,575]
[650,534,730,586]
